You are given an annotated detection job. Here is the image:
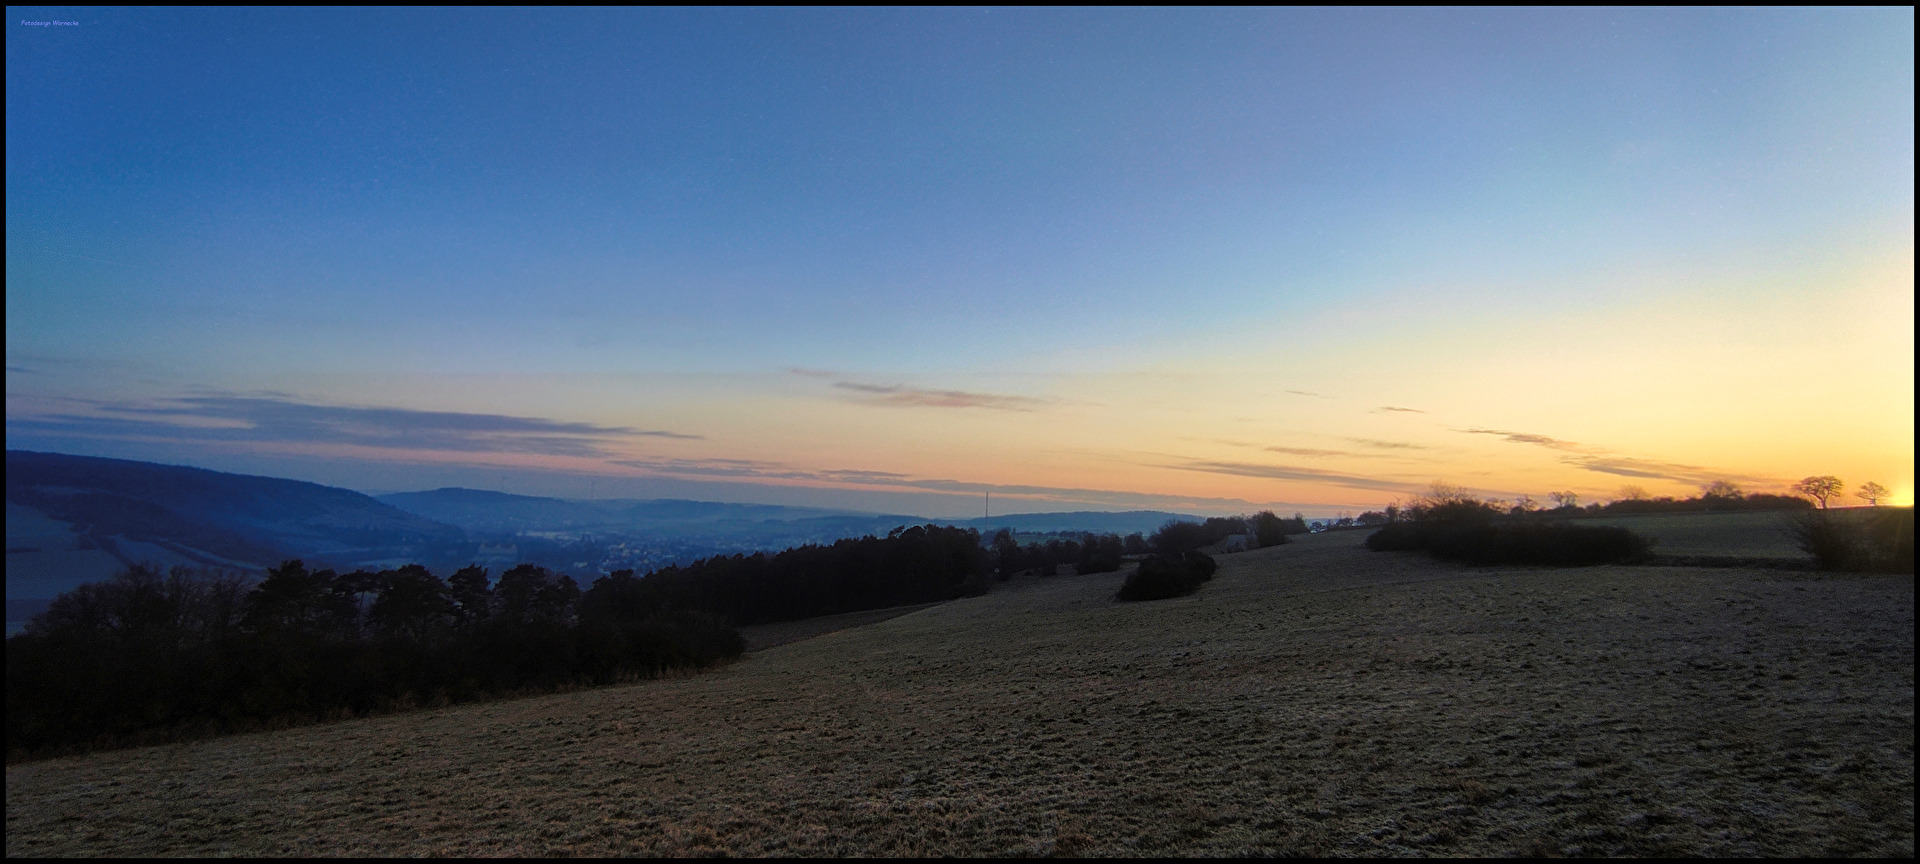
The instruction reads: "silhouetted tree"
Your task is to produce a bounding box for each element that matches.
[990,529,1023,578]
[245,560,354,637]
[1202,516,1249,540]
[447,565,493,623]
[1793,476,1844,509]
[1251,511,1292,547]
[1150,520,1211,554]
[1075,533,1125,574]
[334,569,381,633]
[1700,480,1744,509]
[369,564,454,641]
[494,564,581,626]
[1857,481,1890,506]
[1404,483,1502,523]
[578,569,655,623]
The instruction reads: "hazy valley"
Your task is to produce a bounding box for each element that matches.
[5,451,1198,630]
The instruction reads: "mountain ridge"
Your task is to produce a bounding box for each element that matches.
[6,451,1205,606]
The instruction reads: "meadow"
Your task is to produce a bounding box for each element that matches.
[6,527,1912,856]
[1576,509,1818,561]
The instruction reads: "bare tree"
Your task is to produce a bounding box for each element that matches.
[1856,481,1889,506]
[1792,476,1844,509]
[1701,480,1743,499]
[1549,490,1579,509]
[1616,485,1649,502]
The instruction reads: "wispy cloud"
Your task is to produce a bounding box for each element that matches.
[613,455,1272,511]
[1284,390,1329,398]
[788,369,1050,411]
[1374,406,1425,414]
[1451,426,1780,489]
[1208,439,1354,458]
[1461,428,1584,451]
[7,395,700,458]
[1565,455,1775,488]
[832,381,1050,411]
[1346,437,1429,450]
[1161,459,1421,494]
[1263,446,1349,457]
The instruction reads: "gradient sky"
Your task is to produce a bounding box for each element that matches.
[7,8,1914,516]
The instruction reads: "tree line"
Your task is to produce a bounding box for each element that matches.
[1318,482,1826,530]
[617,524,994,625]
[6,558,743,760]
[6,523,1004,760]
[9,509,1333,759]
[987,512,1304,578]
[1362,485,1650,566]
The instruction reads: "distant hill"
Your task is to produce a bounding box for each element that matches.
[376,488,1200,543]
[5,453,1207,608]
[5,451,465,600]
[376,488,889,535]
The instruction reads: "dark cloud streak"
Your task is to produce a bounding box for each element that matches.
[613,456,1272,511]
[1346,437,1429,450]
[7,395,701,459]
[829,381,1050,411]
[1164,459,1420,494]
[1450,426,1778,489]
[1566,456,1775,488]
[1263,446,1349,457]
[1462,428,1582,451]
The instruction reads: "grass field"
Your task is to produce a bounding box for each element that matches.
[6,529,1912,856]
[1575,510,1813,560]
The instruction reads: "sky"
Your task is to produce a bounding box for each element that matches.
[6,8,1914,517]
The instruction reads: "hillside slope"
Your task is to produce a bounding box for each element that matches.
[5,451,464,597]
[5,531,1911,856]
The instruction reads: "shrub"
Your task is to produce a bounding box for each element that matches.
[1075,533,1125,574]
[1367,520,1649,566]
[1150,520,1212,554]
[1791,509,1915,573]
[1116,552,1216,602]
[1251,511,1294,548]
[1364,522,1427,552]
[1401,483,1504,524]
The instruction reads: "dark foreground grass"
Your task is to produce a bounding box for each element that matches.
[6,532,1912,856]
